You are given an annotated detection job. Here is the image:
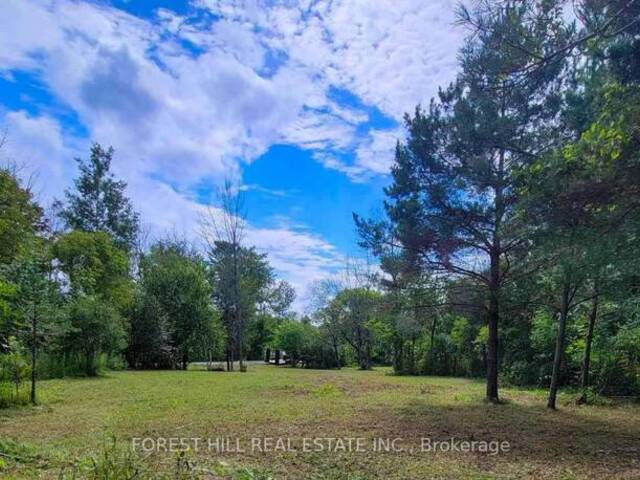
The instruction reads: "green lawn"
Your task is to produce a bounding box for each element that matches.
[1,365,639,479]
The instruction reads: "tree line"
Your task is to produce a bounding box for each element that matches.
[0,144,297,406]
[277,0,640,410]
[1,0,638,412]
[349,0,640,408]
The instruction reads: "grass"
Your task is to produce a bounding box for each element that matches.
[1,365,639,479]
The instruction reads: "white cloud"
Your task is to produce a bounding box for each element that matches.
[0,109,77,205]
[239,183,290,197]
[247,224,344,311]
[192,0,463,179]
[0,0,463,183]
[0,0,465,308]
[198,0,463,118]
[0,108,341,311]
[128,178,344,311]
[354,128,403,175]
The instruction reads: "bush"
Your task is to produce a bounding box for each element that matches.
[62,295,127,376]
[273,320,339,369]
[0,337,31,408]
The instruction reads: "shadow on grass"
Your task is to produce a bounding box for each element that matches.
[387,398,639,474]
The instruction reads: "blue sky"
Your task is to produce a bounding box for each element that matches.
[0,0,464,310]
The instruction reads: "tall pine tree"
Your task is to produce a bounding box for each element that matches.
[356,1,573,402]
[55,143,139,250]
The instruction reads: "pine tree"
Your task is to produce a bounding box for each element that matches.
[356,1,573,402]
[55,143,139,250]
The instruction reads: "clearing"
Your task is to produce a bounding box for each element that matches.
[1,365,639,479]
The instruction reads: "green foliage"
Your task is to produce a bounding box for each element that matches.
[132,240,224,369]
[592,321,640,395]
[330,288,383,370]
[208,241,274,366]
[53,230,132,308]
[0,168,43,265]
[62,295,126,376]
[355,1,575,401]
[0,168,45,351]
[0,337,31,407]
[47,230,133,376]
[128,286,173,369]
[273,319,312,365]
[266,280,296,317]
[272,319,340,369]
[2,0,640,412]
[0,278,16,338]
[54,143,139,250]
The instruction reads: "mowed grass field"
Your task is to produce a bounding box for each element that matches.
[1,365,639,479]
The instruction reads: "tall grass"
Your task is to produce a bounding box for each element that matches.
[0,436,274,479]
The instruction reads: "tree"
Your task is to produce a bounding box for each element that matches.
[355,1,572,401]
[12,249,60,403]
[265,280,296,317]
[0,279,15,342]
[207,239,273,371]
[0,167,45,348]
[272,318,338,369]
[375,253,439,375]
[309,279,345,369]
[516,3,640,405]
[253,280,296,363]
[138,240,222,370]
[0,337,30,404]
[127,287,172,369]
[63,295,126,376]
[0,168,53,400]
[0,168,44,266]
[54,143,139,250]
[316,304,343,369]
[201,181,249,371]
[273,319,311,367]
[332,288,381,370]
[52,230,132,376]
[52,230,132,310]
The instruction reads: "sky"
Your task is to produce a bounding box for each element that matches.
[0,0,465,311]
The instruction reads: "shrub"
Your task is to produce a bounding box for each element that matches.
[0,337,31,408]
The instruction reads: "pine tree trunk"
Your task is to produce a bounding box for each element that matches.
[228,341,235,371]
[394,339,403,373]
[86,350,94,377]
[486,251,500,403]
[410,335,416,374]
[428,316,437,374]
[548,285,571,409]
[232,241,245,373]
[578,292,599,403]
[238,313,245,372]
[30,312,37,405]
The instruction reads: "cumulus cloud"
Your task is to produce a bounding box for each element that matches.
[0,0,464,184]
[80,47,158,126]
[0,109,77,205]
[0,0,465,308]
[192,0,463,179]
[198,0,463,118]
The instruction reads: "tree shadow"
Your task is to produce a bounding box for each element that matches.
[384,397,640,476]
